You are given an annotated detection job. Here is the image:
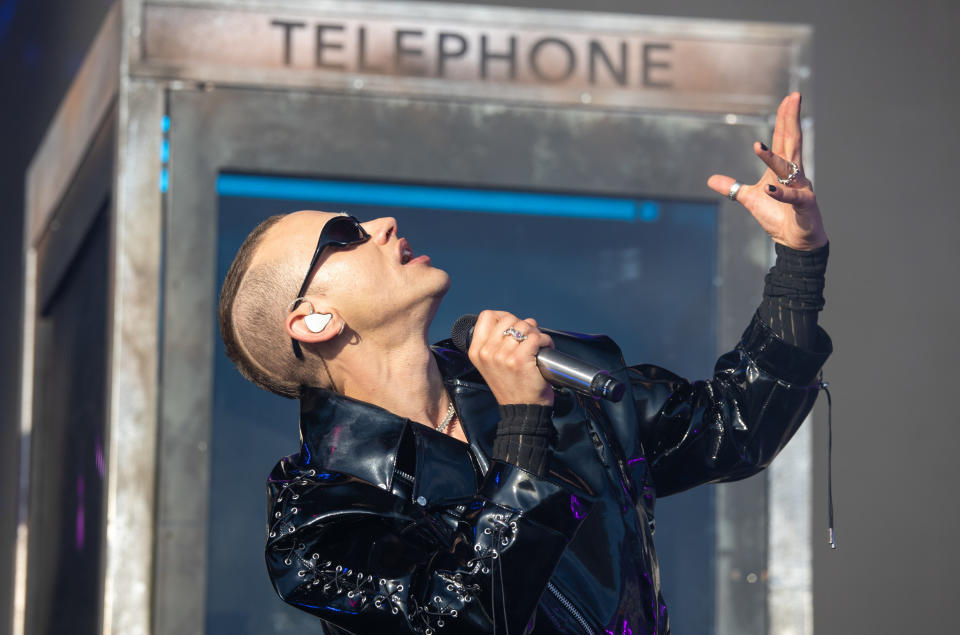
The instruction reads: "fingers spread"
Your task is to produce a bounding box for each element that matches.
[765,183,814,209]
[708,174,768,212]
[771,92,803,160]
[707,174,737,197]
[771,94,790,155]
[782,92,803,159]
[754,142,802,183]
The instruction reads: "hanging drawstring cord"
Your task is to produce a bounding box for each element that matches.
[498,554,510,634]
[818,373,837,549]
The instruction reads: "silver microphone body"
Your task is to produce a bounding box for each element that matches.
[451,315,626,403]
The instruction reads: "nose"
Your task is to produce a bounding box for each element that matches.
[363,217,397,244]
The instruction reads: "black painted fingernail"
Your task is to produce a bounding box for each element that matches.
[760,142,769,152]
[767,184,777,193]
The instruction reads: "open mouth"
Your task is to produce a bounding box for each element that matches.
[399,238,413,264]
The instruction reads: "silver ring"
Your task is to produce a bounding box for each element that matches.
[727,182,743,201]
[777,161,800,186]
[502,327,528,342]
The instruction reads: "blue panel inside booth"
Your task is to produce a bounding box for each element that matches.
[208,175,719,634]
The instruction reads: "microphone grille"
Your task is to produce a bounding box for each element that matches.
[451,314,478,353]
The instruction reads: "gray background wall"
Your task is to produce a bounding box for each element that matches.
[0,0,115,630]
[1,0,957,633]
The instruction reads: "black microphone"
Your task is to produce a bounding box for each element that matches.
[451,314,626,403]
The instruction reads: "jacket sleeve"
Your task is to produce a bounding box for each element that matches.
[631,312,832,497]
[265,458,588,634]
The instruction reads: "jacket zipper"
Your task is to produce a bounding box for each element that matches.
[546,581,593,634]
[394,469,414,483]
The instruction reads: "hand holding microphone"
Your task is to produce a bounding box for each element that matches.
[452,312,625,404]
[455,311,556,407]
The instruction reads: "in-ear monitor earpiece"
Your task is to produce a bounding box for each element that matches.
[289,297,333,334]
[304,311,333,333]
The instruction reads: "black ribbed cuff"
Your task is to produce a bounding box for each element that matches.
[492,404,554,477]
[758,242,828,349]
[763,242,828,307]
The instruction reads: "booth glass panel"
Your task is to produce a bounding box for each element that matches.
[207,176,718,634]
[26,208,109,635]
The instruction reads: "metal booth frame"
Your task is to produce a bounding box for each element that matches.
[16,1,815,634]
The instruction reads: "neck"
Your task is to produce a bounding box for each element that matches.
[326,314,450,430]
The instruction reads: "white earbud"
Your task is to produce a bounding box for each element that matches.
[304,312,333,333]
[288,297,334,334]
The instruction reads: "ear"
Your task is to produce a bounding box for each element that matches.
[286,305,342,345]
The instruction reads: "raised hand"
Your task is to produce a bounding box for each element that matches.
[707,92,828,251]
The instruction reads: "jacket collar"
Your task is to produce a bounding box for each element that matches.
[297,343,499,503]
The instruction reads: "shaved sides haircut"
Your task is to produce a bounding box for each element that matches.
[219,214,304,398]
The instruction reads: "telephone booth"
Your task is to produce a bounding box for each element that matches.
[16,2,814,633]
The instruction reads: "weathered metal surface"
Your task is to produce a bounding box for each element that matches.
[99,77,165,635]
[25,4,120,247]
[133,0,809,116]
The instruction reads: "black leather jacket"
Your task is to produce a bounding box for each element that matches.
[265,313,831,634]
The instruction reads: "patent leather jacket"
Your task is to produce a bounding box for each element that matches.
[265,313,832,634]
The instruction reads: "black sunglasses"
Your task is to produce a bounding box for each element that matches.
[290,215,370,359]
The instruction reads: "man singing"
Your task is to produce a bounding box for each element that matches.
[218,93,831,634]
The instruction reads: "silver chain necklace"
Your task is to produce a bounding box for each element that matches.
[436,402,456,433]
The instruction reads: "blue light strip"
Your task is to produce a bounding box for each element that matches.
[217,174,641,221]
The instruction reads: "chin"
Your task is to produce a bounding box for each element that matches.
[419,269,451,322]
[433,268,452,297]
